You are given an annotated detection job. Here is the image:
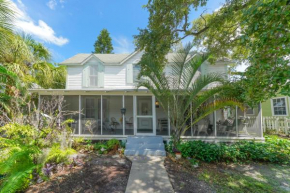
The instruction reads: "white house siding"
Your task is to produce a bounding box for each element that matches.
[67,66,82,89]
[104,65,127,88]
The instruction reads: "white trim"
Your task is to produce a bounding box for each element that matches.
[101,95,103,135]
[271,97,288,116]
[120,51,140,64]
[79,95,81,135]
[122,95,125,135]
[152,96,156,136]
[133,96,137,135]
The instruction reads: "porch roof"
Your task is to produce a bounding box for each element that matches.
[28,88,151,95]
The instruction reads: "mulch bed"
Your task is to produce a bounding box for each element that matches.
[26,155,132,193]
[164,156,214,193]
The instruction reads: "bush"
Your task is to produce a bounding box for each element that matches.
[45,144,76,164]
[177,136,290,164]
[107,139,120,151]
[0,138,41,192]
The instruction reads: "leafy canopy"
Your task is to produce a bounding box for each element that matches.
[93,28,114,54]
[135,0,290,103]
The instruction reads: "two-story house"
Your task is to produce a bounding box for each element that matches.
[30,51,263,141]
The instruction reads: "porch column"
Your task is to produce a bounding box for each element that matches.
[236,106,238,137]
[78,95,81,135]
[259,102,263,138]
[168,104,170,136]
[101,95,103,135]
[123,95,125,135]
[214,110,217,137]
[152,95,157,135]
[133,96,137,135]
[191,102,193,136]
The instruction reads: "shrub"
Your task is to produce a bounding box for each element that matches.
[72,137,85,150]
[177,136,290,164]
[178,141,223,162]
[94,142,108,154]
[107,139,120,151]
[0,139,41,192]
[45,144,76,164]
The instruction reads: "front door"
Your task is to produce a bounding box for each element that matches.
[136,96,154,135]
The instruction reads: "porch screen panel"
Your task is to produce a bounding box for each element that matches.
[102,96,123,135]
[193,113,215,137]
[125,96,134,135]
[156,103,169,136]
[216,107,237,137]
[237,104,261,137]
[63,96,79,134]
[81,96,101,135]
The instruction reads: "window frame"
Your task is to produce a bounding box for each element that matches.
[271,97,288,116]
[89,65,98,87]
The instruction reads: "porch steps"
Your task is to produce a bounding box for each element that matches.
[124,136,166,156]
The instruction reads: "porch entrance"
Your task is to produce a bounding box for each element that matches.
[136,96,154,135]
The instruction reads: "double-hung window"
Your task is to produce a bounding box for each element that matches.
[89,66,98,87]
[133,64,141,82]
[272,98,288,116]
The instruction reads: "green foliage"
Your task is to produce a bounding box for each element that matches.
[177,136,290,164]
[94,142,108,154]
[0,139,40,193]
[45,144,76,164]
[93,28,113,54]
[72,137,85,150]
[0,123,36,143]
[107,139,120,150]
[136,0,290,104]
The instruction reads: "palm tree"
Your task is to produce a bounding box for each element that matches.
[0,65,20,113]
[0,0,15,56]
[138,43,243,146]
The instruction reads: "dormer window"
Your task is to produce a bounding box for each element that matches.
[89,66,98,87]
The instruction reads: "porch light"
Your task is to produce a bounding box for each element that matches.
[155,100,159,108]
[121,108,126,115]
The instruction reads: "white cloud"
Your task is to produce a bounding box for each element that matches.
[113,36,135,53]
[46,0,57,10]
[9,0,69,46]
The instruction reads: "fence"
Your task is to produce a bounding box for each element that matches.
[263,117,290,135]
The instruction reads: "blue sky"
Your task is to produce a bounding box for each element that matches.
[10,0,225,63]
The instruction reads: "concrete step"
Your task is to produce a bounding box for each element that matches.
[124,149,166,156]
[125,136,166,156]
[126,143,165,149]
[126,136,164,144]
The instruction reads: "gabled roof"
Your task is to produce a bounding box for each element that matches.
[60,51,231,66]
[60,53,130,65]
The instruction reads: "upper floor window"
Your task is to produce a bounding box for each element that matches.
[89,66,98,87]
[133,64,141,82]
[272,98,288,116]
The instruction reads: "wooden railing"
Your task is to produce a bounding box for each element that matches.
[263,117,290,134]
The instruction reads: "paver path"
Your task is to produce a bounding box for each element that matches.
[125,156,174,193]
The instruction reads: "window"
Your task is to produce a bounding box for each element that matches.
[246,105,254,115]
[89,66,98,87]
[133,64,141,82]
[272,98,287,116]
[85,98,96,118]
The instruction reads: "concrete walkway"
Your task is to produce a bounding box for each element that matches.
[125,156,174,193]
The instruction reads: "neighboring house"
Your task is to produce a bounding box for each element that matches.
[262,94,290,118]
[30,51,263,141]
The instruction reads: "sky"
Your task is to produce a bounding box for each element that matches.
[10,0,227,63]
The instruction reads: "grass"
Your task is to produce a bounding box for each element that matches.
[197,167,284,193]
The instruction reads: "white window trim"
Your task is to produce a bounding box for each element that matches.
[89,65,98,87]
[271,97,288,116]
